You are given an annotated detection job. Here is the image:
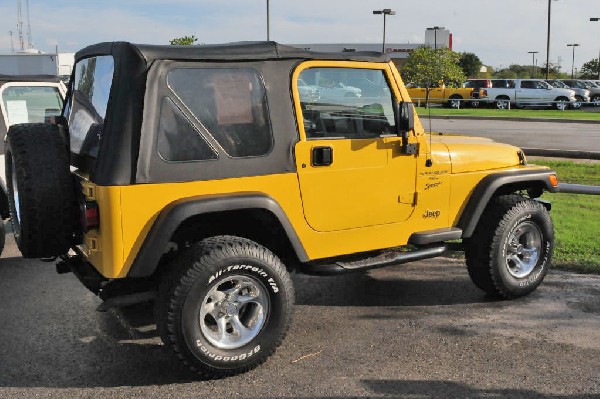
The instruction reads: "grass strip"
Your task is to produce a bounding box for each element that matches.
[530,160,600,273]
[416,107,600,121]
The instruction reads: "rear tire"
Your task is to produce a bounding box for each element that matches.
[464,195,553,299]
[447,95,463,109]
[5,123,76,258]
[156,236,294,379]
[495,97,510,110]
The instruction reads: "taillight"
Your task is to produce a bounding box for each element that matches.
[82,201,100,231]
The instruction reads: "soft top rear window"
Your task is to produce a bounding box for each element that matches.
[66,55,114,158]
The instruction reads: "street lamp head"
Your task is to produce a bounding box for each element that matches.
[567,43,580,47]
[373,9,395,15]
[590,18,599,21]
[427,26,445,31]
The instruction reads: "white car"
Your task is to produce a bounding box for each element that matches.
[0,74,66,255]
[318,82,362,101]
[297,78,321,102]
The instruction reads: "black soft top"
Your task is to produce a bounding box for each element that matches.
[71,42,391,186]
[75,41,390,65]
[0,74,62,86]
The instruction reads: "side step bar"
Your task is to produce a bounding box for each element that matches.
[302,244,447,276]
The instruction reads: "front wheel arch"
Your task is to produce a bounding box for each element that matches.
[457,170,558,238]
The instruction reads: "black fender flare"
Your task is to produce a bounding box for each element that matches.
[458,169,558,238]
[127,193,309,277]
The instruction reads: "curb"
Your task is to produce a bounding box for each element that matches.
[522,148,600,160]
[425,115,599,124]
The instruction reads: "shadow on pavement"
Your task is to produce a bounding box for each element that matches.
[293,264,499,307]
[358,379,596,399]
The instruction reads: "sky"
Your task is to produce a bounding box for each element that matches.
[0,0,599,72]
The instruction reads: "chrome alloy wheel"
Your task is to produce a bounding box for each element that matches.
[496,99,509,110]
[199,274,269,350]
[505,221,542,279]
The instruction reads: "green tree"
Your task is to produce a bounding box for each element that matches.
[580,58,600,79]
[77,57,96,99]
[401,46,466,88]
[459,52,482,78]
[169,35,198,45]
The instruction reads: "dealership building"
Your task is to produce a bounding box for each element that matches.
[291,28,452,66]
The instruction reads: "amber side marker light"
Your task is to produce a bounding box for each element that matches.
[549,174,559,187]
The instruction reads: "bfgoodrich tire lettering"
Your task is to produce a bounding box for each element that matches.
[157,235,294,378]
[5,123,77,258]
[464,195,553,299]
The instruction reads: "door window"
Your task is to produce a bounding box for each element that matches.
[296,68,395,139]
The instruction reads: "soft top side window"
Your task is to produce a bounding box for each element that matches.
[167,68,273,159]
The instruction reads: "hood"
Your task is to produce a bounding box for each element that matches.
[430,135,524,174]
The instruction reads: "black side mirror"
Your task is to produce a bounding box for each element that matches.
[395,101,415,154]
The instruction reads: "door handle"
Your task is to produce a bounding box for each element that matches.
[312,146,333,166]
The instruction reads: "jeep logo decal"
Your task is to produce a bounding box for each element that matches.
[422,210,441,219]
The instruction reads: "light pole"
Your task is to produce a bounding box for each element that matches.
[545,0,559,79]
[373,9,395,53]
[426,26,445,50]
[266,0,270,41]
[592,18,600,79]
[528,51,539,78]
[567,43,580,78]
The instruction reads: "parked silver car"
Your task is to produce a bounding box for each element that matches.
[560,80,600,106]
[546,80,589,108]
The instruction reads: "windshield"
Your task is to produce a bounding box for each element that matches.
[1,85,63,127]
[568,81,587,89]
[548,80,568,89]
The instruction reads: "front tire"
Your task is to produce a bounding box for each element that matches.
[464,195,554,299]
[554,97,569,110]
[156,236,294,379]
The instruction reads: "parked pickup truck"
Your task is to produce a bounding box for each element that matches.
[406,85,475,108]
[480,79,576,110]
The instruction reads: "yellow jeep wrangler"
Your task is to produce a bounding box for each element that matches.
[407,84,476,108]
[5,41,558,378]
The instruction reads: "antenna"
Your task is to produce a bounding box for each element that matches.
[25,0,33,48]
[9,30,15,52]
[16,0,25,51]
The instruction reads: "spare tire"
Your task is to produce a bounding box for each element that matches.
[5,123,77,258]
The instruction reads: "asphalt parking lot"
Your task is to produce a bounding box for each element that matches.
[0,234,599,398]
